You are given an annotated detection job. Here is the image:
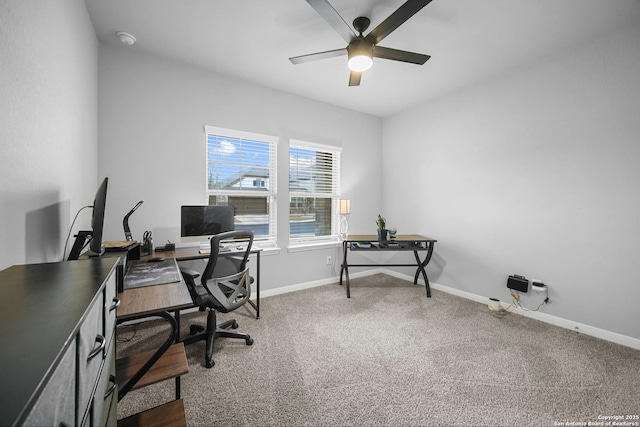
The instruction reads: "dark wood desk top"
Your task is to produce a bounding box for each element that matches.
[117,280,193,319]
[117,257,192,320]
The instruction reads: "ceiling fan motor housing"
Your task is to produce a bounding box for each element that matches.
[348,39,373,56]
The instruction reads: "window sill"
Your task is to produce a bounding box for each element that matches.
[287,240,341,253]
[251,240,280,256]
[256,246,281,256]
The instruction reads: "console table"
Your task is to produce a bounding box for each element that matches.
[340,234,437,298]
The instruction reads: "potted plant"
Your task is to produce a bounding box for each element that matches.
[376,214,388,242]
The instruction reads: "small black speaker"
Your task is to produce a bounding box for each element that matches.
[507,275,528,293]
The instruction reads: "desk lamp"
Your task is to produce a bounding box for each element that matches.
[123,201,143,241]
[339,199,351,239]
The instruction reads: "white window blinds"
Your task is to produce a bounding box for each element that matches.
[205,126,278,243]
[289,140,341,241]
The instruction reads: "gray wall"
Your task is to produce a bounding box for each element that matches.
[383,23,640,340]
[97,44,383,291]
[2,1,637,343]
[0,0,98,270]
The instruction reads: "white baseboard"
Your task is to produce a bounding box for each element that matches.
[382,269,640,350]
[258,268,384,299]
[259,268,640,350]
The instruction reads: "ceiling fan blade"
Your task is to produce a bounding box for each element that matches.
[306,0,357,43]
[348,71,362,86]
[373,46,430,65]
[289,48,347,64]
[365,0,433,45]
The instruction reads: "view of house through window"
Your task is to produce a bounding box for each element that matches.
[205,126,277,242]
[289,141,341,242]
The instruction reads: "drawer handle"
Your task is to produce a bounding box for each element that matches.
[104,374,117,399]
[87,335,106,360]
[109,297,121,311]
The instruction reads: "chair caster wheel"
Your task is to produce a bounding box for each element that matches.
[206,360,215,368]
[231,321,239,329]
[190,325,202,335]
[246,336,254,345]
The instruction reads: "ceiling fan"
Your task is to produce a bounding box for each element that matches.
[289,0,433,86]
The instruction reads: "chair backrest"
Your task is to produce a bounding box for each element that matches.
[201,230,254,312]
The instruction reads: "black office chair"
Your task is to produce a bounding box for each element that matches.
[179,230,255,368]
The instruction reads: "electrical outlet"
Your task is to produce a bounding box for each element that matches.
[326,255,332,265]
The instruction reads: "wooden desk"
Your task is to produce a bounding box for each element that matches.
[153,245,262,319]
[116,260,191,404]
[340,234,437,298]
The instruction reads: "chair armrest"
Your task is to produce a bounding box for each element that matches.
[180,267,200,280]
[180,267,203,307]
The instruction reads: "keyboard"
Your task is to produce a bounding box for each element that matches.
[198,246,232,255]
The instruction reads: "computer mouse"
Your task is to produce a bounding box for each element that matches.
[148,257,164,262]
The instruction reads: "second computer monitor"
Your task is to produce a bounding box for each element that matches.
[180,205,235,243]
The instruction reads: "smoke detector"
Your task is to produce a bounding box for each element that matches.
[117,31,136,46]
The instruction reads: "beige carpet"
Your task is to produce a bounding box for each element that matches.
[116,274,640,426]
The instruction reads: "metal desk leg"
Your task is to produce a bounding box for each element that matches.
[340,240,351,298]
[413,242,435,298]
[246,251,261,319]
[174,309,181,400]
[339,240,346,286]
[117,311,177,401]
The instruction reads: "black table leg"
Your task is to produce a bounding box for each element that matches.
[256,251,260,319]
[413,242,435,298]
[174,309,181,399]
[117,311,177,401]
[246,252,261,319]
[340,240,351,298]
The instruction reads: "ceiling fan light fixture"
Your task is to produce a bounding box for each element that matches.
[347,40,373,72]
[348,54,373,72]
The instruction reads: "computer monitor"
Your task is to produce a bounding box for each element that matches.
[67,177,108,260]
[88,177,108,256]
[180,205,235,243]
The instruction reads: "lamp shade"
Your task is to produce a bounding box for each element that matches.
[339,199,351,215]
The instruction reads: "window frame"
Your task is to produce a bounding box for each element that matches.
[288,139,341,245]
[204,125,278,246]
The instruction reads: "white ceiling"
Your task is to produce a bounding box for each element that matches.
[84,0,640,118]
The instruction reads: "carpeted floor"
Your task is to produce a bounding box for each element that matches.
[116,274,640,426]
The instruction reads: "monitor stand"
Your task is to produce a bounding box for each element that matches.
[67,230,92,261]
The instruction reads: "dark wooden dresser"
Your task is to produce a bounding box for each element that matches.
[0,257,120,426]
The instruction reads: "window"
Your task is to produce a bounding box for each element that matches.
[205,126,277,243]
[289,140,341,243]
